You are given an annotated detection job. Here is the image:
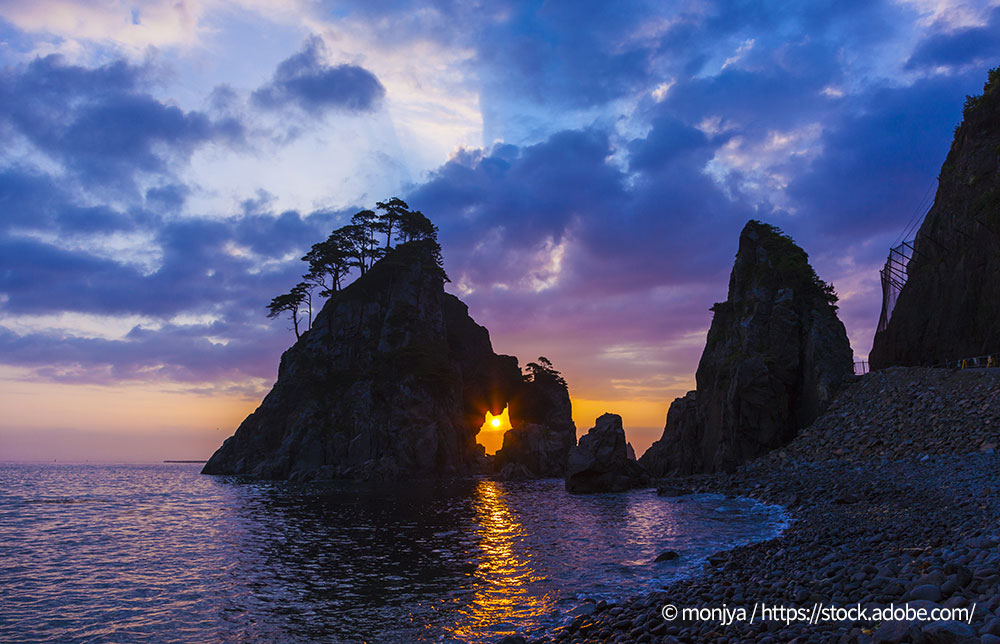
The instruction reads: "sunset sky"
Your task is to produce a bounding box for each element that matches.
[1,0,999,461]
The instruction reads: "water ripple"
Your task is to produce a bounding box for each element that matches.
[0,464,786,643]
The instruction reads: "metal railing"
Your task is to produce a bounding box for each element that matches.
[933,353,1000,369]
[877,240,915,334]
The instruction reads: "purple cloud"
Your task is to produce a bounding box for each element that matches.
[0,55,243,194]
[251,36,385,115]
[1,0,998,401]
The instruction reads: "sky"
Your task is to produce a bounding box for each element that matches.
[1,0,999,461]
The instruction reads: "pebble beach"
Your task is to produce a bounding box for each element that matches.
[525,367,1000,644]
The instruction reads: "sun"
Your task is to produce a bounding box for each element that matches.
[477,405,513,455]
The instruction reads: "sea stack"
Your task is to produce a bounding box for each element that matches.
[202,239,568,481]
[870,68,1000,369]
[493,358,577,478]
[565,413,648,493]
[640,221,853,476]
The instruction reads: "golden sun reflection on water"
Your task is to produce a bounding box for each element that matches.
[447,480,555,642]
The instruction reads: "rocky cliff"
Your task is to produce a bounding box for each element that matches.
[870,67,1000,369]
[640,221,854,475]
[493,360,577,478]
[203,240,563,481]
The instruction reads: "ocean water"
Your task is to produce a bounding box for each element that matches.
[0,463,787,643]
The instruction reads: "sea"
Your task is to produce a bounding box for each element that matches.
[0,463,788,643]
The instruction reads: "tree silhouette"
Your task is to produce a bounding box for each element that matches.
[302,229,351,296]
[293,282,313,330]
[376,197,410,248]
[397,209,438,244]
[524,356,567,387]
[266,287,307,339]
[267,198,447,337]
[344,210,385,275]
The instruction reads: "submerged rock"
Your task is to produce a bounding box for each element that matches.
[202,240,563,481]
[640,221,853,475]
[656,484,693,497]
[565,413,648,493]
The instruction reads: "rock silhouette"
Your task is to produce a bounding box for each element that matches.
[870,68,1000,369]
[203,240,570,480]
[640,221,853,475]
[565,413,648,493]
[494,359,577,478]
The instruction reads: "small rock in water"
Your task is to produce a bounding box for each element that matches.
[497,637,526,644]
[568,603,596,618]
[656,485,693,497]
[654,551,680,562]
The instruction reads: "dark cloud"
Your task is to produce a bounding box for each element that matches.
[251,36,385,114]
[628,117,711,172]
[0,200,350,387]
[474,2,659,108]
[0,55,243,193]
[0,166,148,234]
[0,49,352,387]
[785,72,974,246]
[145,184,190,213]
[0,205,342,317]
[905,7,1000,71]
[2,0,999,396]
[410,129,629,290]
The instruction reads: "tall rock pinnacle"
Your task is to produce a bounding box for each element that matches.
[640,221,854,475]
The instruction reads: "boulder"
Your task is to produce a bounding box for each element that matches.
[639,390,697,476]
[640,221,853,475]
[920,620,978,644]
[565,413,648,493]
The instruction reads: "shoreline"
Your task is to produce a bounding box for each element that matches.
[524,368,1000,643]
[526,453,1000,643]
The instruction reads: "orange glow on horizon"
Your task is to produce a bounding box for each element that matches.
[0,368,258,461]
[477,405,512,455]
[570,397,672,456]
